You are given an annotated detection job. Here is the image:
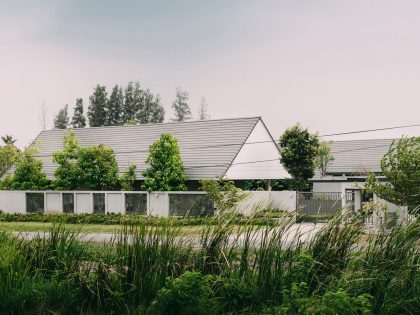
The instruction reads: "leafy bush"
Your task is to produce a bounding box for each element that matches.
[200,176,249,213]
[0,212,283,226]
[0,214,417,314]
[151,272,216,315]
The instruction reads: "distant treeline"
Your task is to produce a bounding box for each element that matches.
[54,82,210,129]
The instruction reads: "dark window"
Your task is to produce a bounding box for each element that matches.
[63,193,74,214]
[26,193,44,213]
[125,193,147,215]
[93,193,105,213]
[169,194,214,216]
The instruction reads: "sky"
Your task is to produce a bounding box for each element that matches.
[1,0,419,148]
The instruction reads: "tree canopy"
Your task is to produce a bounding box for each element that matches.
[172,88,192,122]
[88,85,108,127]
[52,131,81,190]
[365,136,420,213]
[54,105,70,129]
[279,124,319,190]
[316,141,335,177]
[9,147,49,190]
[142,133,187,191]
[52,131,120,190]
[0,140,20,177]
[198,97,210,120]
[71,98,86,128]
[106,85,124,126]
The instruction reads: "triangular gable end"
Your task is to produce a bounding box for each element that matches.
[224,119,290,180]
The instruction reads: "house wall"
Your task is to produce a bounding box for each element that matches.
[0,190,297,217]
[225,120,290,180]
[235,191,296,216]
[312,182,343,193]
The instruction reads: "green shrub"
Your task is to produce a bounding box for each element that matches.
[150,271,217,315]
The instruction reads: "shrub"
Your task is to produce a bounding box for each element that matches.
[150,271,217,315]
[200,176,249,213]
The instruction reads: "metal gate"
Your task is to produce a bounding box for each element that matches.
[297,192,343,222]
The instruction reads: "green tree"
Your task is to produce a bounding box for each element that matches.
[71,98,86,128]
[316,141,335,177]
[106,85,124,126]
[365,136,420,213]
[0,143,20,177]
[142,133,187,191]
[120,164,137,191]
[137,89,165,124]
[54,104,70,129]
[1,135,17,145]
[198,97,210,120]
[172,88,192,122]
[10,147,49,190]
[88,85,108,127]
[78,145,119,190]
[122,81,138,124]
[148,94,165,123]
[200,176,249,212]
[52,131,81,190]
[279,124,319,190]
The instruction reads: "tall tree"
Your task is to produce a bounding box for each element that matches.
[198,97,210,120]
[122,81,138,124]
[54,105,70,129]
[78,145,119,190]
[148,94,165,123]
[172,88,192,122]
[279,124,319,190]
[137,89,165,124]
[365,136,420,213]
[88,85,108,127]
[0,143,20,177]
[1,135,17,145]
[52,131,81,190]
[316,141,335,177]
[39,103,47,131]
[106,85,124,126]
[71,98,86,128]
[10,147,49,190]
[142,133,187,191]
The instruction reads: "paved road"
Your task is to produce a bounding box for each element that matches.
[12,223,326,247]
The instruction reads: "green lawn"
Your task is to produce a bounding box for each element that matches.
[0,221,205,236]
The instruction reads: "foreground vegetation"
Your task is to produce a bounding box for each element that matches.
[0,212,418,315]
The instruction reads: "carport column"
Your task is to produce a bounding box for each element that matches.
[267,179,272,191]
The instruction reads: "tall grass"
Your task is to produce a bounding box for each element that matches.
[0,212,418,314]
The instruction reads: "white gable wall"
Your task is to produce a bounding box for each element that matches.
[225,120,290,180]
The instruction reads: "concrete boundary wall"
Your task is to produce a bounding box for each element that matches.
[0,190,297,217]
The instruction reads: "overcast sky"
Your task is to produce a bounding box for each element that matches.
[1,0,419,147]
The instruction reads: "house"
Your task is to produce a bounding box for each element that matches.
[30,117,290,189]
[310,138,397,211]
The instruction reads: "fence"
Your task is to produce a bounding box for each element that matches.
[297,192,343,221]
[0,190,297,217]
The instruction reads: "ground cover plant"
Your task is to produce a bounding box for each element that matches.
[0,212,418,314]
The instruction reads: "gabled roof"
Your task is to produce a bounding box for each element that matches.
[33,117,263,180]
[326,138,396,175]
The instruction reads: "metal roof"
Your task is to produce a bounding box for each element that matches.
[326,138,397,174]
[33,117,262,180]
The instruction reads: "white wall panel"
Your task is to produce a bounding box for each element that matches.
[107,193,123,214]
[75,193,92,214]
[46,192,61,213]
[225,121,290,180]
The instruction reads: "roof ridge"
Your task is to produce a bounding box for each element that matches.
[40,116,261,133]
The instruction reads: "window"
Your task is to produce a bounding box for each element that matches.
[63,193,74,214]
[26,193,44,213]
[93,193,105,213]
[169,193,214,216]
[125,193,147,215]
